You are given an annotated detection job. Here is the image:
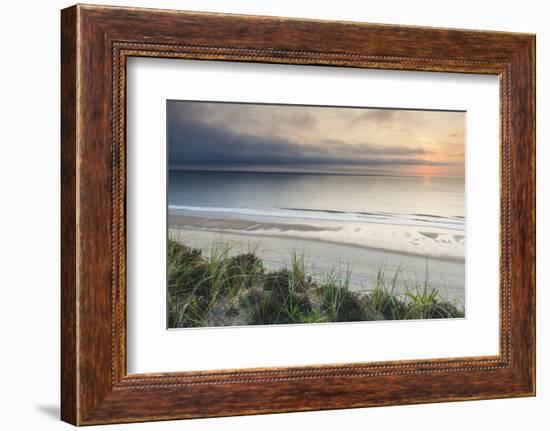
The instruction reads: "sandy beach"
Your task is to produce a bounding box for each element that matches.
[169,214,465,305]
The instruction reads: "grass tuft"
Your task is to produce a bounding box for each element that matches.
[167,239,464,328]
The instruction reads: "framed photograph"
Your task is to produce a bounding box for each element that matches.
[61,4,536,425]
[164,100,467,330]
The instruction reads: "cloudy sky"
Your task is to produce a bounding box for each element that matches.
[167,100,465,177]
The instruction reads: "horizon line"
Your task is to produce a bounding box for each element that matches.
[168,167,465,179]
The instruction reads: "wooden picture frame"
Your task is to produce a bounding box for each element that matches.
[61,4,535,425]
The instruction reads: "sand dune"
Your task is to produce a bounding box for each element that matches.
[169,215,465,305]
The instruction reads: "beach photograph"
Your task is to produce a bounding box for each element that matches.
[166,100,466,328]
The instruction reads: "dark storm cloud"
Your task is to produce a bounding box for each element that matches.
[168,113,306,165]
[320,139,429,157]
[168,107,447,168]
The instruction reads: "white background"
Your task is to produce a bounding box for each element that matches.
[127,59,500,373]
[0,0,547,430]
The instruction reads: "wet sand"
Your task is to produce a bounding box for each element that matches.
[169,215,465,305]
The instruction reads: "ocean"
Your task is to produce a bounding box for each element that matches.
[168,171,465,260]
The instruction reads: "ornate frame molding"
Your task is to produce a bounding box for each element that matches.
[61,5,535,425]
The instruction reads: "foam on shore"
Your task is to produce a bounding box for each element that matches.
[169,212,465,261]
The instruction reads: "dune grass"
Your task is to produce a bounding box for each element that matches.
[167,239,464,328]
